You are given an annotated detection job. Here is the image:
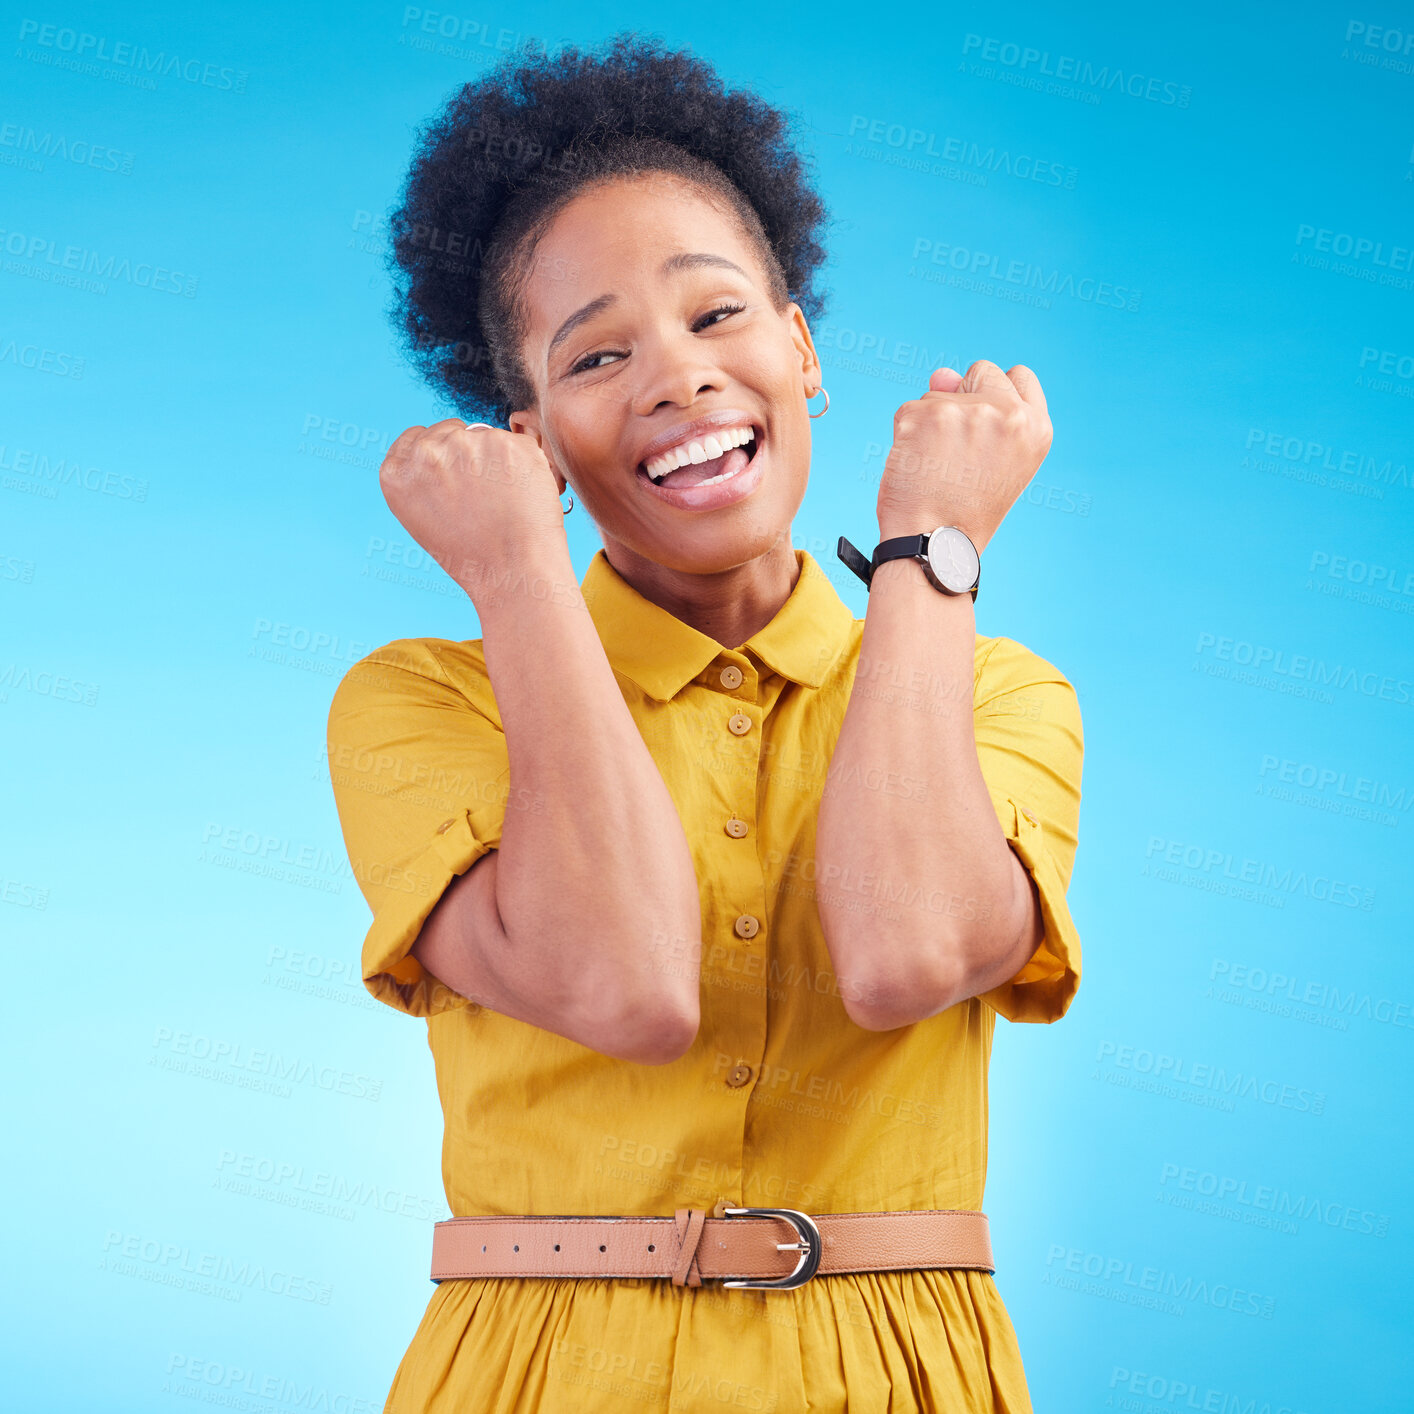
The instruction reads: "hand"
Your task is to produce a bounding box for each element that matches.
[876,361,1053,553]
[378,420,570,603]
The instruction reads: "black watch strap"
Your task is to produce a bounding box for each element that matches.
[836,533,980,601]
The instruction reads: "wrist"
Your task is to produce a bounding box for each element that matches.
[869,554,977,607]
[454,542,581,614]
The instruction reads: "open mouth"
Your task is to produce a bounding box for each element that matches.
[636,424,762,491]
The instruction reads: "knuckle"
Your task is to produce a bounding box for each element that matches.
[386,426,421,459]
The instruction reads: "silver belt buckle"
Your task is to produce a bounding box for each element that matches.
[719,1207,823,1290]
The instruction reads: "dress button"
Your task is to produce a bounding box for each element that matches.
[435,818,455,834]
[728,712,752,736]
[733,914,760,939]
[725,818,749,839]
[725,1063,753,1088]
[719,665,743,690]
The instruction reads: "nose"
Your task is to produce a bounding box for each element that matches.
[631,328,725,417]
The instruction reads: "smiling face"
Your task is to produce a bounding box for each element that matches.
[507,172,822,580]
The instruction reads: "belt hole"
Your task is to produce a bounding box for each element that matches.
[554,1243,560,1251]
[647,1244,655,1251]
[481,1245,487,1253]
[513,1244,519,1252]
[599,1244,606,1252]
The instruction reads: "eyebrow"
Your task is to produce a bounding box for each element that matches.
[545,252,751,363]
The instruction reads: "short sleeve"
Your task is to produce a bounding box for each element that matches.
[971,636,1085,1024]
[325,638,510,1018]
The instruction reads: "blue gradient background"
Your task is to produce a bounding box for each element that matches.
[3,3,1411,1410]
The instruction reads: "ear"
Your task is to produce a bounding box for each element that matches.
[508,407,568,496]
[784,302,822,396]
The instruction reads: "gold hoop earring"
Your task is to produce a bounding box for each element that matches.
[561,487,575,515]
[807,386,830,419]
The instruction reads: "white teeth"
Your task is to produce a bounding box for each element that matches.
[692,462,749,488]
[643,424,755,480]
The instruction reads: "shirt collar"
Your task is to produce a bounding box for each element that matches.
[579,546,857,702]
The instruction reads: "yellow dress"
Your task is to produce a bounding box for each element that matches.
[326,546,1085,1413]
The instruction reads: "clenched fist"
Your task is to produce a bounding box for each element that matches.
[378,420,570,605]
[876,361,1053,553]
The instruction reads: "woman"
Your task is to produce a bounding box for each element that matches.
[327,32,1084,1413]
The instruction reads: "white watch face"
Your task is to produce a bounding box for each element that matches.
[926,526,979,593]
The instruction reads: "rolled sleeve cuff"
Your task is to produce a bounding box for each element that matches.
[977,795,1082,1025]
[361,808,493,1019]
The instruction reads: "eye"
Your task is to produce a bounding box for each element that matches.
[568,302,748,376]
[695,300,747,329]
[568,348,619,376]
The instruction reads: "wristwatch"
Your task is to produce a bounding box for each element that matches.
[837,526,981,600]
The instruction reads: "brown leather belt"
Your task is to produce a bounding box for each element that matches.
[430,1206,994,1290]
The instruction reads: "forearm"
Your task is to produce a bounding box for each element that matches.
[462,546,703,1039]
[814,557,1038,1029]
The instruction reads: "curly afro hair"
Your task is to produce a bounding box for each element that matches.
[383,31,833,427]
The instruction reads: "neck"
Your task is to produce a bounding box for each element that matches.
[600,537,802,649]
